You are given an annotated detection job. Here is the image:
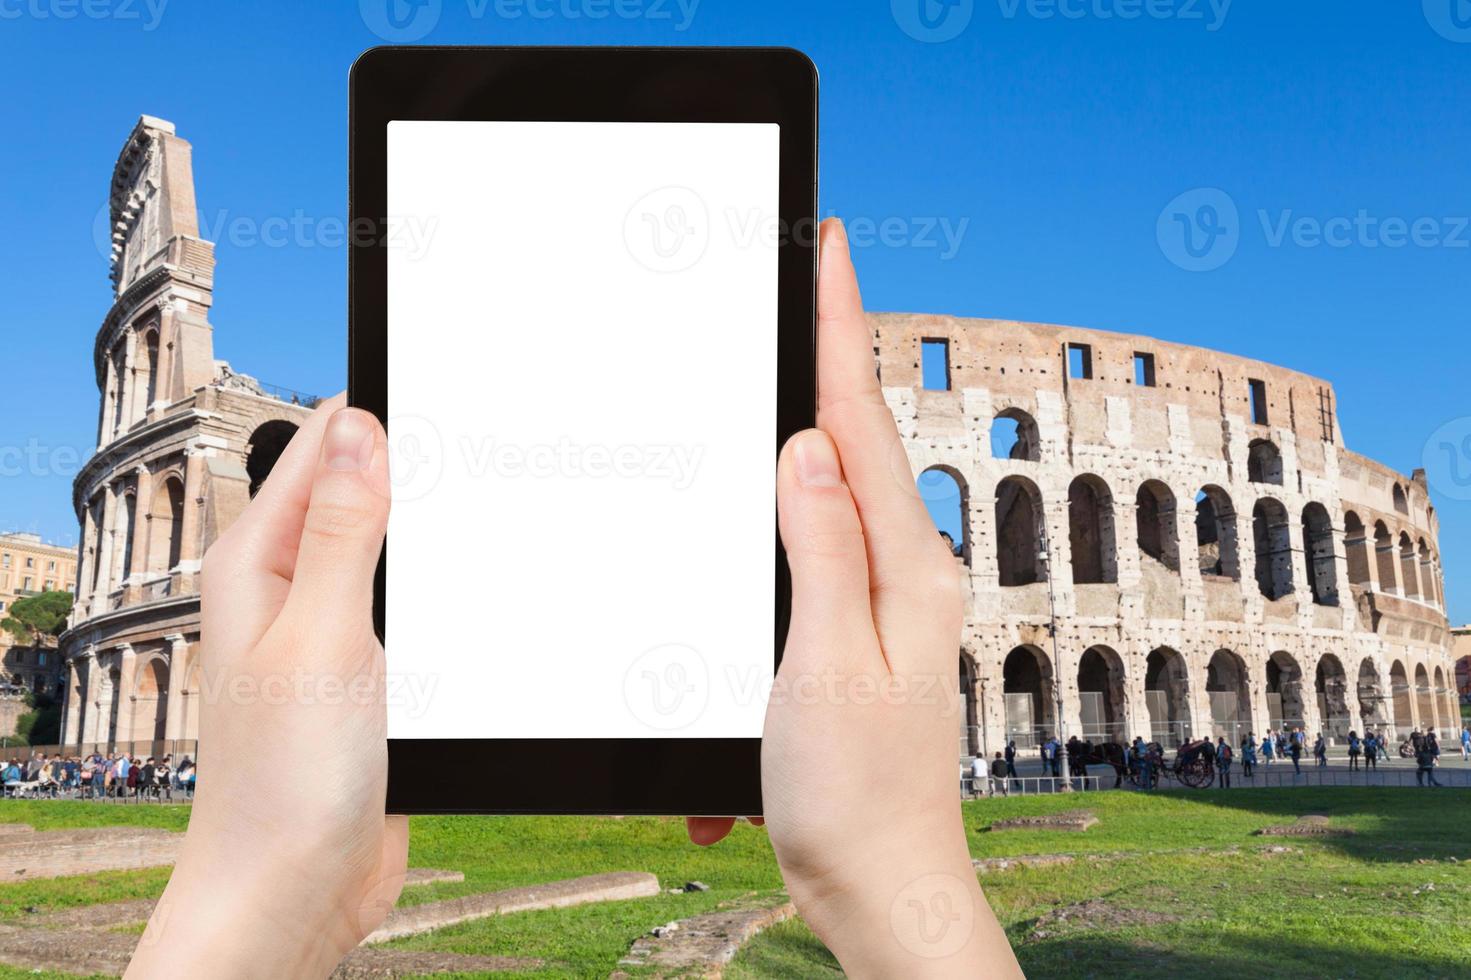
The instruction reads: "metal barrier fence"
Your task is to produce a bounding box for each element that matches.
[1225,766,1471,789]
[963,775,1103,797]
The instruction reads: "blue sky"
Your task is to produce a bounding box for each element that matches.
[1,0,1468,622]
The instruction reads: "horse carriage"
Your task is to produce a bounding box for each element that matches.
[1116,739,1216,789]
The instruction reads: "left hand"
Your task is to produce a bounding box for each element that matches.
[126,396,407,979]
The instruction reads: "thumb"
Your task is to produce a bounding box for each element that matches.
[777,429,878,673]
[283,408,390,633]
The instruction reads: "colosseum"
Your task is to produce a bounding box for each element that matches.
[55,116,312,757]
[869,313,1459,761]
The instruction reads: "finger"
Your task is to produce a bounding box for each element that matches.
[280,408,390,634]
[200,394,346,656]
[686,816,736,847]
[776,429,882,674]
[815,219,951,583]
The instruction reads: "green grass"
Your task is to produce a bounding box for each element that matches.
[0,789,1469,978]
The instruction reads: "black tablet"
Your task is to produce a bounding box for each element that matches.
[349,46,817,815]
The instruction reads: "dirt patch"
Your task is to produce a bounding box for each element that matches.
[991,811,1098,833]
[1026,899,1179,942]
[1257,816,1355,838]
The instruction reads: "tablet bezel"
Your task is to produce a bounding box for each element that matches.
[349,46,817,815]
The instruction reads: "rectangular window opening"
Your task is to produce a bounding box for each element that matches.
[921,338,951,391]
[1249,378,1269,425]
[1134,352,1156,387]
[1067,343,1093,380]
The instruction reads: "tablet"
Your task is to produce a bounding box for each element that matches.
[349,47,817,814]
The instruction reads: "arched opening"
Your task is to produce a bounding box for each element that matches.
[1077,646,1127,742]
[1399,532,1420,600]
[1266,651,1305,732]
[1434,666,1451,738]
[1414,664,1436,733]
[1389,661,1412,737]
[1247,438,1283,485]
[141,329,160,411]
[991,408,1040,462]
[1315,655,1350,740]
[1002,646,1054,748]
[147,477,186,575]
[1145,647,1190,747]
[918,466,968,564]
[1301,503,1338,606]
[958,655,979,758]
[110,345,127,436]
[1135,480,1179,573]
[1357,658,1387,730]
[1195,486,1240,580]
[995,476,1046,587]
[1206,649,1252,743]
[1068,474,1116,584]
[246,420,299,498]
[1342,511,1371,587]
[1252,498,1294,600]
[1418,540,1436,608]
[133,656,168,742]
[176,657,201,743]
[1374,521,1397,593]
[118,491,137,584]
[1392,483,1408,514]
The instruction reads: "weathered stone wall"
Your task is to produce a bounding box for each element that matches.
[872,313,1457,758]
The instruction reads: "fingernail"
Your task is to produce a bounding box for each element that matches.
[794,431,843,488]
[323,409,377,472]
[826,217,848,246]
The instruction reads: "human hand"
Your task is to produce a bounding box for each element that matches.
[126,397,407,979]
[689,219,1021,977]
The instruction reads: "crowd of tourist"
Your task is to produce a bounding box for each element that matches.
[969,724,1470,795]
[0,752,195,801]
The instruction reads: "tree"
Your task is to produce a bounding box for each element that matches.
[0,590,73,647]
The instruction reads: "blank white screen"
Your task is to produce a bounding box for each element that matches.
[385,121,779,739]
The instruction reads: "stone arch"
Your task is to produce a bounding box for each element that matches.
[995,476,1046,587]
[1206,648,1252,742]
[1392,482,1408,514]
[246,419,299,498]
[132,655,169,742]
[140,327,160,411]
[1374,521,1397,593]
[958,653,980,758]
[1433,665,1452,738]
[1398,532,1420,599]
[147,475,186,575]
[1266,651,1306,731]
[1252,498,1294,600]
[1247,438,1283,485]
[1002,645,1055,747]
[1315,654,1350,739]
[1077,645,1127,741]
[1135,480,1179,573]
[1357,657,1387,729]
[1414,663,1435,732]
[918,466,969,565]
[1418,539,1436,607]
[1144,647,1190,746]
[118,487,138,584]
[1301,503,1338,606]
[1195,485,1240,580]
[991,407,1040,462]
[1342,510,1371,587]
[1389,660,1412,736]
[1067,474,1117,585]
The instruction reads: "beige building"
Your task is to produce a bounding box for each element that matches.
[0,532,78,697]
[872,314,1459,758]
[56,116,312,756]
